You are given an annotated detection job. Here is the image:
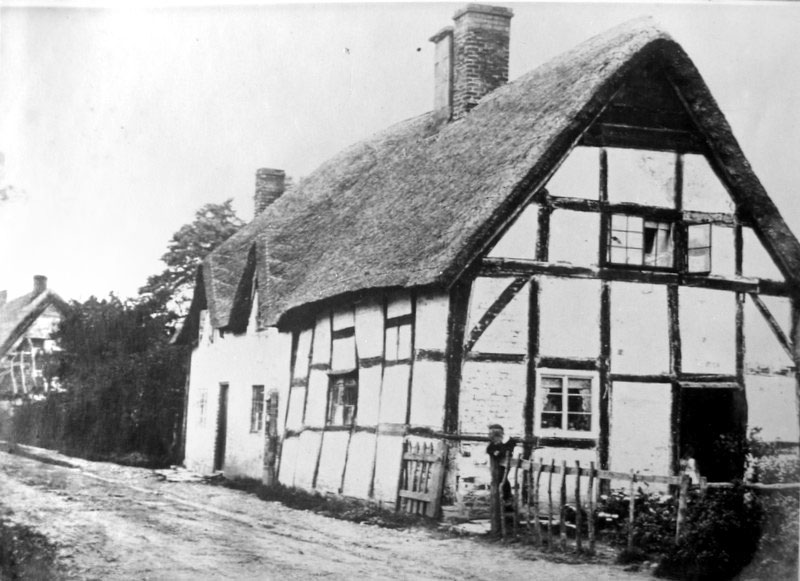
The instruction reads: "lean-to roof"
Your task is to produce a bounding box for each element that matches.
[181,17,800,339]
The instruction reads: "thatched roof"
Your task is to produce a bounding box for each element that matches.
[0,288,69,358]
[177,17,800,341]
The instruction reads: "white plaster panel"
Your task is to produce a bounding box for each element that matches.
[331,335,356,372]
[487,203,539,260]
[332,307,355,331]
[710,225,736,278]
[387,290,412,319]
[745,296,794,373]
[610,282,670,375]
[548,210,600,267]
[539,277,601,359]
[468,277,529,355]
[342,432,376,499]
[460,361,527,436]
[609,382,672,479]
[378,364,410,424]
[272,330,294,438]
[292,328,313,381]
[304,369,329,428]
[743,227,784,281]
[682,154,735,213]
[607,148,676,208]
[409,360,447,428]
[312,312,332,365]
[545,145,600,199]
[277,436,299,486]
[415,290,449,351]
[293,430,322,490]
[372,435,404,504]
[285,386,306,431]
[680,288,736,375]
[356,366,382,426]
[355,296,384,359]
[315,431,350,493]
[746,374,799,443]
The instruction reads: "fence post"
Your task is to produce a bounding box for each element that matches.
[575,460,582,553]
[588,461,596,554]
[560,460,568,552]
[490,453,501,536]
[547,459,554,550]
[627,470,636,552]
[676,473,690,542]
[533,459,543,546]
[512,455,520,537]
[500,451,512,540]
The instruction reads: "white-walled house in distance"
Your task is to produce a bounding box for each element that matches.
[175,7,800,514]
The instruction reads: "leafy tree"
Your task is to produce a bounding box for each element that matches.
[139,199,244,319]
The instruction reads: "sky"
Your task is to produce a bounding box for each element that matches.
[1,1,800,301]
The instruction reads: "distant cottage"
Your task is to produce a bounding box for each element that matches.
[175,7,800,515]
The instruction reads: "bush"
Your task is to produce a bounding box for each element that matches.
[597,487,678,557]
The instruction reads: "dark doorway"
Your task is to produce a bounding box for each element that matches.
[263,390,279,485]
[679,388,747,482]
[214,383,229,472]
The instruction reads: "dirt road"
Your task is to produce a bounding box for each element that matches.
[0,445,652,580]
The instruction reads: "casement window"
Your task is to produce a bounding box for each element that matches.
[326,372,358,426]
[687,223,712,273]
[535,370,599,438]
[608,214,674,268]
[250,385,265,432]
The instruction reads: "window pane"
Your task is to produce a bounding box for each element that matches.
[567,413,591,431]
[627,248,643,265]
[688,224,711,248]
[627,232,643,250]
[542,412,562,429]
[609,247,628,264]
[688,248,711,273]
[542,376,562,389]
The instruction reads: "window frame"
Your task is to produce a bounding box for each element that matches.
[326,371,358,427]
[606,213,676,270]
[686,222,713,274]
[250,385,265,433]
[534,369,599,439]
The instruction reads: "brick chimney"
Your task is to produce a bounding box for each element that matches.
[33,275,47,296]
[433,4,513,121]
[254,168,285,218]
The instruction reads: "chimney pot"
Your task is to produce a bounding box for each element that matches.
[33,275,47,295]
[254,168,286,218]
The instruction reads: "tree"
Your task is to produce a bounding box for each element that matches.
[139,199,244,319]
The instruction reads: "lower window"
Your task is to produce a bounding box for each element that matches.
[536,369,599,438]
[250,385,265,432]
[327,372,358,426]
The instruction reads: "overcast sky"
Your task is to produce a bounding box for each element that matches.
[1,2,800,300]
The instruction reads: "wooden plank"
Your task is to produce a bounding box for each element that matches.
[465,352,527,363]
[398,490,431,502]
[538,357,598,371]
[588,461,596,553]
[599,282,611,475]
[547,459,555,550]
[580,123,706,153]
[463,276,530,354]
[560,460,568,552]
[533,459,544,546]
[427,445,448,518]
[574,460,583,553]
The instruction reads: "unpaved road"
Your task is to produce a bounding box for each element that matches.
[0,445,652,580]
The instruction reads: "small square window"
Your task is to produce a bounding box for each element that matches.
[536,370,598,438]
[327,373,358,426]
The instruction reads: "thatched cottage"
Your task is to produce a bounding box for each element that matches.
[175,7,800,514]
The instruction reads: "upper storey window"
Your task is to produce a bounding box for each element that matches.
[608,215,674,268]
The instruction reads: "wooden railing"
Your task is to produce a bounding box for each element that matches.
[492,454,800,552]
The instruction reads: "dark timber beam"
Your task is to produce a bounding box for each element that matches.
[749,293,794,359]
[444,281,471,434]
[463,276,529,354]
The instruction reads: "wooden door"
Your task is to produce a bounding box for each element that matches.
[214,383,229,472]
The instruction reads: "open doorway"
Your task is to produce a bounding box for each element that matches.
[679,387,746,482]
[214,383,229,472]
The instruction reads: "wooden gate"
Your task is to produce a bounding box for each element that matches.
[397,439,448,518]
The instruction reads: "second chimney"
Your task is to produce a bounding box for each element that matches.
[33,275,47,296]
[447,4,513,121]
[254,168,286,218]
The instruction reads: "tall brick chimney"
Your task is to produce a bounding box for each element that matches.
[33,275,47,296]
[254,168,285,218]
[429,26,454,121]
[444,4,513,121]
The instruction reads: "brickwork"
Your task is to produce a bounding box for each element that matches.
[452,5,512,120]
[254,168,285,217]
